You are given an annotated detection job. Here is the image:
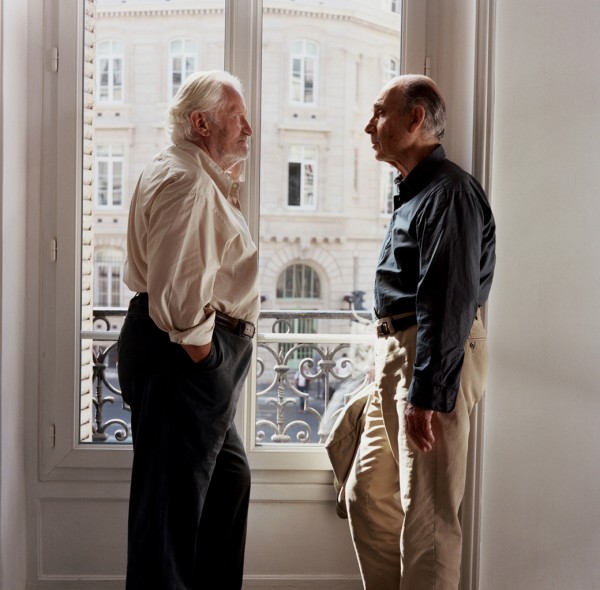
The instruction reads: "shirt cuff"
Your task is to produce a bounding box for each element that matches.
[167,312,216,347]
[408,378,459,413]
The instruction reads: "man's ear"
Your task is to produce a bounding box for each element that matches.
[408,105,426,133]
[190,110,210,136]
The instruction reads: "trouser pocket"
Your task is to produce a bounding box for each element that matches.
[460,319,489,414]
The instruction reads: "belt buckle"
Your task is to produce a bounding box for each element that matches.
[241,321,255,339]
[376,318,392,337]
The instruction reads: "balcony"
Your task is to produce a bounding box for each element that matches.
[84,307,376,445]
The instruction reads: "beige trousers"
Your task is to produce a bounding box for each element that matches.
[346,313,489,590]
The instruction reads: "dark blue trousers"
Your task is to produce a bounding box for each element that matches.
[117,294,253,589]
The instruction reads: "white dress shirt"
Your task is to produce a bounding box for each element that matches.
[124,140,260,346]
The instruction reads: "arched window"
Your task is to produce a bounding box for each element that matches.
[276,263,321,299]
[94,249,124,307]
[290,40,318,104]
[97,40,124,102]
[169,39,197,98]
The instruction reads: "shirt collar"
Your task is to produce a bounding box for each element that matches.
[176,140,242,207]
[394,144,446,209]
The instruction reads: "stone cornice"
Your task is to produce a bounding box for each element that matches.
[98,7,223,17]
[96,5,399,33]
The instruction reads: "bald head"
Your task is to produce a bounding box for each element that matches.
[386,75,447,141]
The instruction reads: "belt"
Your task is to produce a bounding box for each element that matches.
[214,310,256,339]
[131,294,255,339]
[375,313,417,337]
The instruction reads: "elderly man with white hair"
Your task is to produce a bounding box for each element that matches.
[118,70,259,590]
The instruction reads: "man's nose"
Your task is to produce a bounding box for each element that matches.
[242,117,253,136]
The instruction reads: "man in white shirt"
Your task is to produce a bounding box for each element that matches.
[117,70,260,590]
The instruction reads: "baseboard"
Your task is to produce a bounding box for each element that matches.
[243,575,363,589]
[29,575,363,590]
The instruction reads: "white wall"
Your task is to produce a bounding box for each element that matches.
[0,0,29,588]
[481,1,600,588]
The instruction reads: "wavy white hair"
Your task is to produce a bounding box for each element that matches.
[167,70,243,144]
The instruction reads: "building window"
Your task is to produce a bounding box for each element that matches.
[276,263,321,300]
[97,40,123,102]
[290,40,318,104]
[95,144,124,208]
[385,56,400,79]
[94,249,124,307]
[169,39,197,98]
[288,146,317,209]
[383,167,397,214]
[390,0,402,13]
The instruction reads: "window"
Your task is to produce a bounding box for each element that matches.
[276,264,321,299]
[95,144,124,208]
[390,0,402,13]
[44,0,410,468]
[382,166,397,214]
[288,146,317,209]
[290,40,318,104]
[37,0,489,582]
[97,40,123,102]
[385,56,401,79]
[94,250,123,307]
[169,39,197,98]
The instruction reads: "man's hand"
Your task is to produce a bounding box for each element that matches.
[404,403,435,452]
[181,342,212,363]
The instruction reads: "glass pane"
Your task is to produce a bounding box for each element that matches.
[82,0,401,446]
[82,0,226,444]
[304,60,314,103]
[288,162,301,206]
[258,0,402,444]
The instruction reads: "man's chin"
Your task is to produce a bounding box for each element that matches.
[371,145,383,159]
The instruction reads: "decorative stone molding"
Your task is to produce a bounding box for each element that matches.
[80,0,96,443]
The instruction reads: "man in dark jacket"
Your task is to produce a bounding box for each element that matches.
[344,74,496,590]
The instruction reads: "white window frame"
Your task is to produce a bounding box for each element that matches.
[37,2,497,584]
[168,38,197,99]
[39,0,426,479]
[96,39,124,103]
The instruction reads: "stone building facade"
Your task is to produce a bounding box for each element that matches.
[92,0,401,334]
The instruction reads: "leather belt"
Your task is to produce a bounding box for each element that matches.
[214,310,256,339]
[131,294,255,339]
[375,313,417,337]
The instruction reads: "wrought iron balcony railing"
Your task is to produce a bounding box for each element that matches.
[83,307,376,445]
